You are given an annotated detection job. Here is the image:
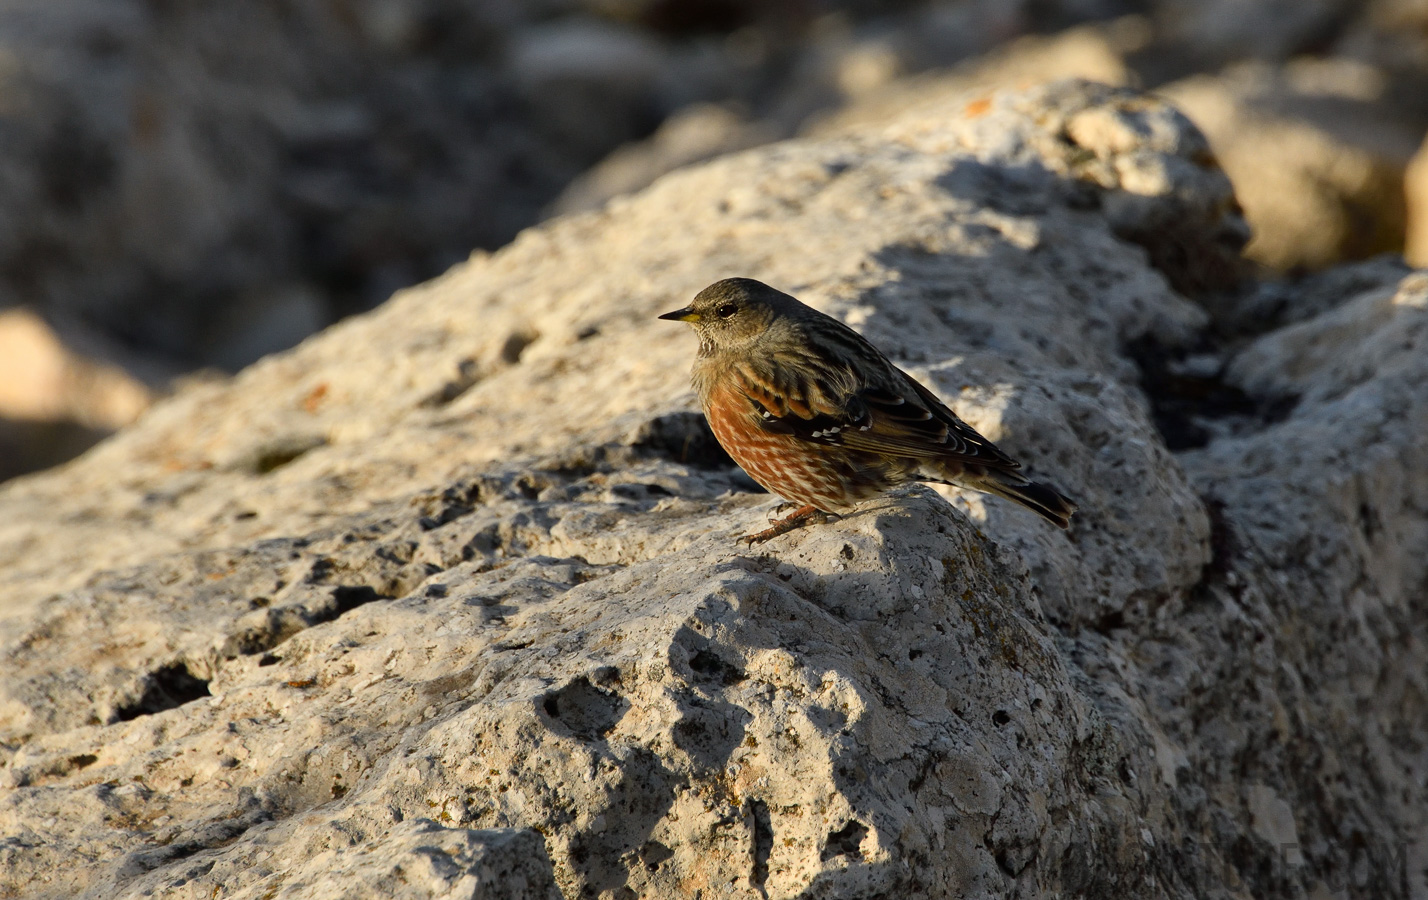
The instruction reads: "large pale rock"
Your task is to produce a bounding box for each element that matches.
[0,309,150,429]
[1159,59,1420,272]
[0,308,154,480]
[0,80,1424,900]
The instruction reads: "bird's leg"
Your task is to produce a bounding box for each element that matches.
[741,504,828,545]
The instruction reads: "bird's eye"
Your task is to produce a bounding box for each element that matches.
[715,303,738,318]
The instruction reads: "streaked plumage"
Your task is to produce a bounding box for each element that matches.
[660,278,1077,543]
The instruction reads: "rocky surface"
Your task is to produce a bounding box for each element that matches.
[1,80,1426,899]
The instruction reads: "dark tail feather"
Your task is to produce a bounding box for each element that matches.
[975,470,1077,529]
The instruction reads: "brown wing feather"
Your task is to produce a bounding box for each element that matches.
[836,373,1020,470]
[729,327,1019,472]
[728,349,854,423]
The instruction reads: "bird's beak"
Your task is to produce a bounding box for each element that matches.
[658,306,701,323]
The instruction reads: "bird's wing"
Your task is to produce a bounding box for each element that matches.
[730,344,1020,470]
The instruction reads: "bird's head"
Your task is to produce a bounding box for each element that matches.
[659,278,794,355]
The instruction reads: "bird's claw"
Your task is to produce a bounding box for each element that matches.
[767,501,803,522]
[741,504,830,544]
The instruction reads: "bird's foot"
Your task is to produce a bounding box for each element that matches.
[741,505,830,545]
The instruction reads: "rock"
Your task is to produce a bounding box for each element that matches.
[0,309,151,429]
[807,25,1254,295]
[0,80,1425,899]
[1405,132,1428,268]
[1159,58,1421,272]
[0,308,154,480]
[1173,267,1428,900]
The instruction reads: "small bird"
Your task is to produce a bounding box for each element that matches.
[660,278,1076,544]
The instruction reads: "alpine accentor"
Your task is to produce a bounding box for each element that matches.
[660,277,1076,543]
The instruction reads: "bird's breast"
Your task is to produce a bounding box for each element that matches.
[701,379,885,513]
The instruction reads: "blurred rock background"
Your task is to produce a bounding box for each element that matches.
[2,0,1427,480]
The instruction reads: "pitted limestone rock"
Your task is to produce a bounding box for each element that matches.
[0,81,1425,899]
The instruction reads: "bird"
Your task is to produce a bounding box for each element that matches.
[659,277,1076,544]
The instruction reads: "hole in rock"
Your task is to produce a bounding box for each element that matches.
[501,330,539,364]
[331,585,384,615]
[641,840,674,872]
[821,820,868,861]
[415,480,484,529]
[1093,610,1126,634]
[421,358,481,407]
[540,676,628,741]
[115,663,211,721]
[1118,758,1136,784]
[514,474,545,499]
[991,710,1011,727]
[688,649,746,686]
[310,584,393,628]
[249,434,327,474]
[671,699,749,768]
[610,482,673,500]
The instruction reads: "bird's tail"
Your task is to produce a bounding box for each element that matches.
[967,468,1077,529]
